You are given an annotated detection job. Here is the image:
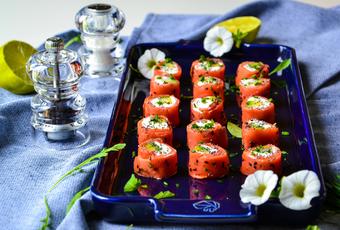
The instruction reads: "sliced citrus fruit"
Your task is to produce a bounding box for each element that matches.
[215,16,261,44]
[0,40,37,94]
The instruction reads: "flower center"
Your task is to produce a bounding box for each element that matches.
[293,183,305,198]
[147,60,157,69]
[256,184,266,196]
[216,37,224,46]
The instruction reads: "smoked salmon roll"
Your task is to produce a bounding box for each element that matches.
[193,75,225,100]
[242,119,279,149]
[191,96,226,125]
[137,115,173,145]
[235,61,270,86]
[143,95,180,126]
[188,143,230,179]
[238,78,271,105]
[186,119,228,149]
[240,144,282,175]
[190,56,225,82]
[150,74,180,98]
[241,96,275,123]
[154,58,182,80]
[134,139,178,179]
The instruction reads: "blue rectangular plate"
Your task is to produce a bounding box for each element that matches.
[91,40,326,224]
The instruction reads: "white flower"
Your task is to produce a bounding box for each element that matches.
[203,26,234,57]
[137,48,166,79]
[279,170,320,211]
[240,170,278,206]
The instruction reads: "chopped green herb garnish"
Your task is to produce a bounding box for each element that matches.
[192,120,215,130]
[164,57,173,63]
[227,122,242,138]
[248,62,263,70]
[217,179,224,183]
[281,131,290,136]
[204,195,212,200]
[175,183,180,188]
[193,189,200,195]
[305,225,320,230]
[163,181,169,187]
[131,151,136,158]
[124,174,141,192]
[181,95,193,100]
[229,152,240,158]
[140,184,148,189]
[154,190,175,199]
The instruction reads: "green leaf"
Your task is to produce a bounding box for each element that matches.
[64,34,82,48]
[306,225,320,230]
[39,196,51,230]
[154,190,175,199]
[49,143,126,192]
[124,174,141,192]
[269,59,291,76]
[66,186,90,215]
[227,122,242,138]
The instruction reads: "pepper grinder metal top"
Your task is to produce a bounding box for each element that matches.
[26,37,90,149]
[75,3,126,78]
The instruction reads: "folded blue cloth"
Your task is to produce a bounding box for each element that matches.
[0,0,339,229]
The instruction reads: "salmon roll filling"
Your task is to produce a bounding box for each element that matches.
[187,119,228,149]
[191,56,225,82]
[191,96,226,125]
[189,143,230,179]
[134,139,178,179]
[154,58,182,80]
[235,61,270,86]
[150,74,180,98]
[193,75,225,100]
[237,78,271,105]
[137,115,173,145]
[241,144,282,175]
[242,119,279,149]
[143,95,180,126]
[241,96,275,123]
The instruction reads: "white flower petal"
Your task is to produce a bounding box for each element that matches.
[137,48,166,79]
[239,170,278,206]
[203,26,234,57]
[279,170,320,211]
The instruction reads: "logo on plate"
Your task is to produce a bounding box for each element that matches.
[192,200,220,213]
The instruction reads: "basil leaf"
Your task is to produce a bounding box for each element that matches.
[66,186,90,215]
[154,190,175,199]
[124,174,141,192]
[49,143,126,192]
[227,122,242,138]
[269,59,291,76]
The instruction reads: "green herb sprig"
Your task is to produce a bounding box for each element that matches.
[64,34,82,48]
[66,186,90,215]
[49,143,126,192]
[154,190,175,199]
[40,196,51,230]
[232,29,248,48]
[124,174,141,192]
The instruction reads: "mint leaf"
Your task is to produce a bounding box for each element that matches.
[124,174,141,192]
[66,186,90,215]
[49,143,126,192]
[40,196,51,230]
[154,190,175,199]
[269,59,291,76]
[227,122,242,138]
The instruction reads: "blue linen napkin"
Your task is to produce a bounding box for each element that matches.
[0,0,339,229]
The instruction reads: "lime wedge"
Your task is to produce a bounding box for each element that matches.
[0,40,37,94]
[215,16,261,43]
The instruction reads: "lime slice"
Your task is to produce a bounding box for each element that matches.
[0,40,37,94]
[215,16,261,43]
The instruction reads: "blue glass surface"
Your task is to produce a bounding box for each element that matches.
[90,40,325,224]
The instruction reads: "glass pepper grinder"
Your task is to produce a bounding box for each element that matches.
[75,3,126,78]
[26,37,90,150]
